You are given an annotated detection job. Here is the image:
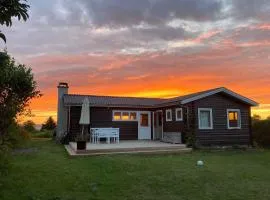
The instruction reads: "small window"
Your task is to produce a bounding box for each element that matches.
[122,112,129,120]
[198,108,213,129]
[140,114,149,127]
[227,109,241,129]
[130,112,137,120]
[166,109,172,121]
[113,112,121,120]
[175,108,183,121]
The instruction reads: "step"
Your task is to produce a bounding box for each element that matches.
[65,145,192,156]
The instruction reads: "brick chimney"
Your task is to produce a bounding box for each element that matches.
[56,82,69,139]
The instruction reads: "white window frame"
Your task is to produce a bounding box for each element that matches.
[227,109,241,129]
[198,108,213,130]
[175,108,183,121]
[166,109,172,121]
[112,110,137,121]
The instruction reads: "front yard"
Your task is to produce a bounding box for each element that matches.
[1,140,270,200]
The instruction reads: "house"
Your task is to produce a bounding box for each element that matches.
[56,82,258,146]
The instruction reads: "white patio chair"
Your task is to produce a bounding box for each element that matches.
[90,128,98,144]
[111,128,119,143]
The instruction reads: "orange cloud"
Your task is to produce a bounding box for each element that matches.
[21,44,270,124]
[192,30,220,43]
[250,23,270,30]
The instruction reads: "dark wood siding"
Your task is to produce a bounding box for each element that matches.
[160,106,185,133]
[69,106,81,139]
[192,93,251,145]
[90,107,138,140]
[68,107,154,141]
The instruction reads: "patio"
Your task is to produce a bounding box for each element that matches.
[65,140,192,156]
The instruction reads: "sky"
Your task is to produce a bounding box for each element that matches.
[1,0,270,124]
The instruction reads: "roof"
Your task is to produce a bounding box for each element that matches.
[63,87,258,107]
[156,87,220,105]
[179,87,258,106]
[63,94,165,107]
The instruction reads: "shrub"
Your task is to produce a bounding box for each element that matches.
[1,123,30,149]
[252,119,270,148]
[0,149,10,177]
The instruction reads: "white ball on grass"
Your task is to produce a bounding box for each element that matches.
[197,160,204,166]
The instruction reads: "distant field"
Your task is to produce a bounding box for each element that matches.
[1,140,270,200]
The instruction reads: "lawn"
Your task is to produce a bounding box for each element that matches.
[1,140,270,200]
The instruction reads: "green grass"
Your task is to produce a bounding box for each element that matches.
[1,140,270,200]
[31,130,53,138]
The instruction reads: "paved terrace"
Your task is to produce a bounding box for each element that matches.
[65,140,192,156]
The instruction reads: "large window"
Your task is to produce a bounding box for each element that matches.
[175,108,183,121]
[166,109,172,121]
[198,108,213,129]
[227,109,241,129]
[113,111,137,121]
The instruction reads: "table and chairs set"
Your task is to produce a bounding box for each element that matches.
[90,128,120,144]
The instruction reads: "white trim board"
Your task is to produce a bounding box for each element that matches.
[175,108,183,121]
[165,109,172,121]
[112,110,138,121]
[181,87,258,106]
[227,109,241,129]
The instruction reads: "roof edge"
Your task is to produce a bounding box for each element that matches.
[63,93,164,100]
[181,87,259,106]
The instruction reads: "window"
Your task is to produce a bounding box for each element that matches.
[122,112,129,120]
[113,112,121,120]
[140,114,149,127]
[166,109,172,121]
[130,112,137,120]
[175,108,183,121]
[112,111,137,121]
[227,109,241,129]
[198,108,213,129]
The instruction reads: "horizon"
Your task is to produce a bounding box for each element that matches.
[1,0,270,124]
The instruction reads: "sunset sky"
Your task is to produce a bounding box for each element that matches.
[1,0,270,124]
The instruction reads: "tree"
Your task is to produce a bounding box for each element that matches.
[252,118,270,147]
[41,117,56,131]
[0,0,30,43]
[252,114,261,125]
[23,120,35,132]
[0,51,41,143]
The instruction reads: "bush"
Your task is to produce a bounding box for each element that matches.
[0,148,10,177]
[252,119,270,148]
[0,151,10,196]
[1,123,30,149]
[0,125,31,192]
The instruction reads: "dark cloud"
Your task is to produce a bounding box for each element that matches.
[233,27,270,43]
[230,0,270,21]
[79,0,223,28]
[27,0,223,28]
